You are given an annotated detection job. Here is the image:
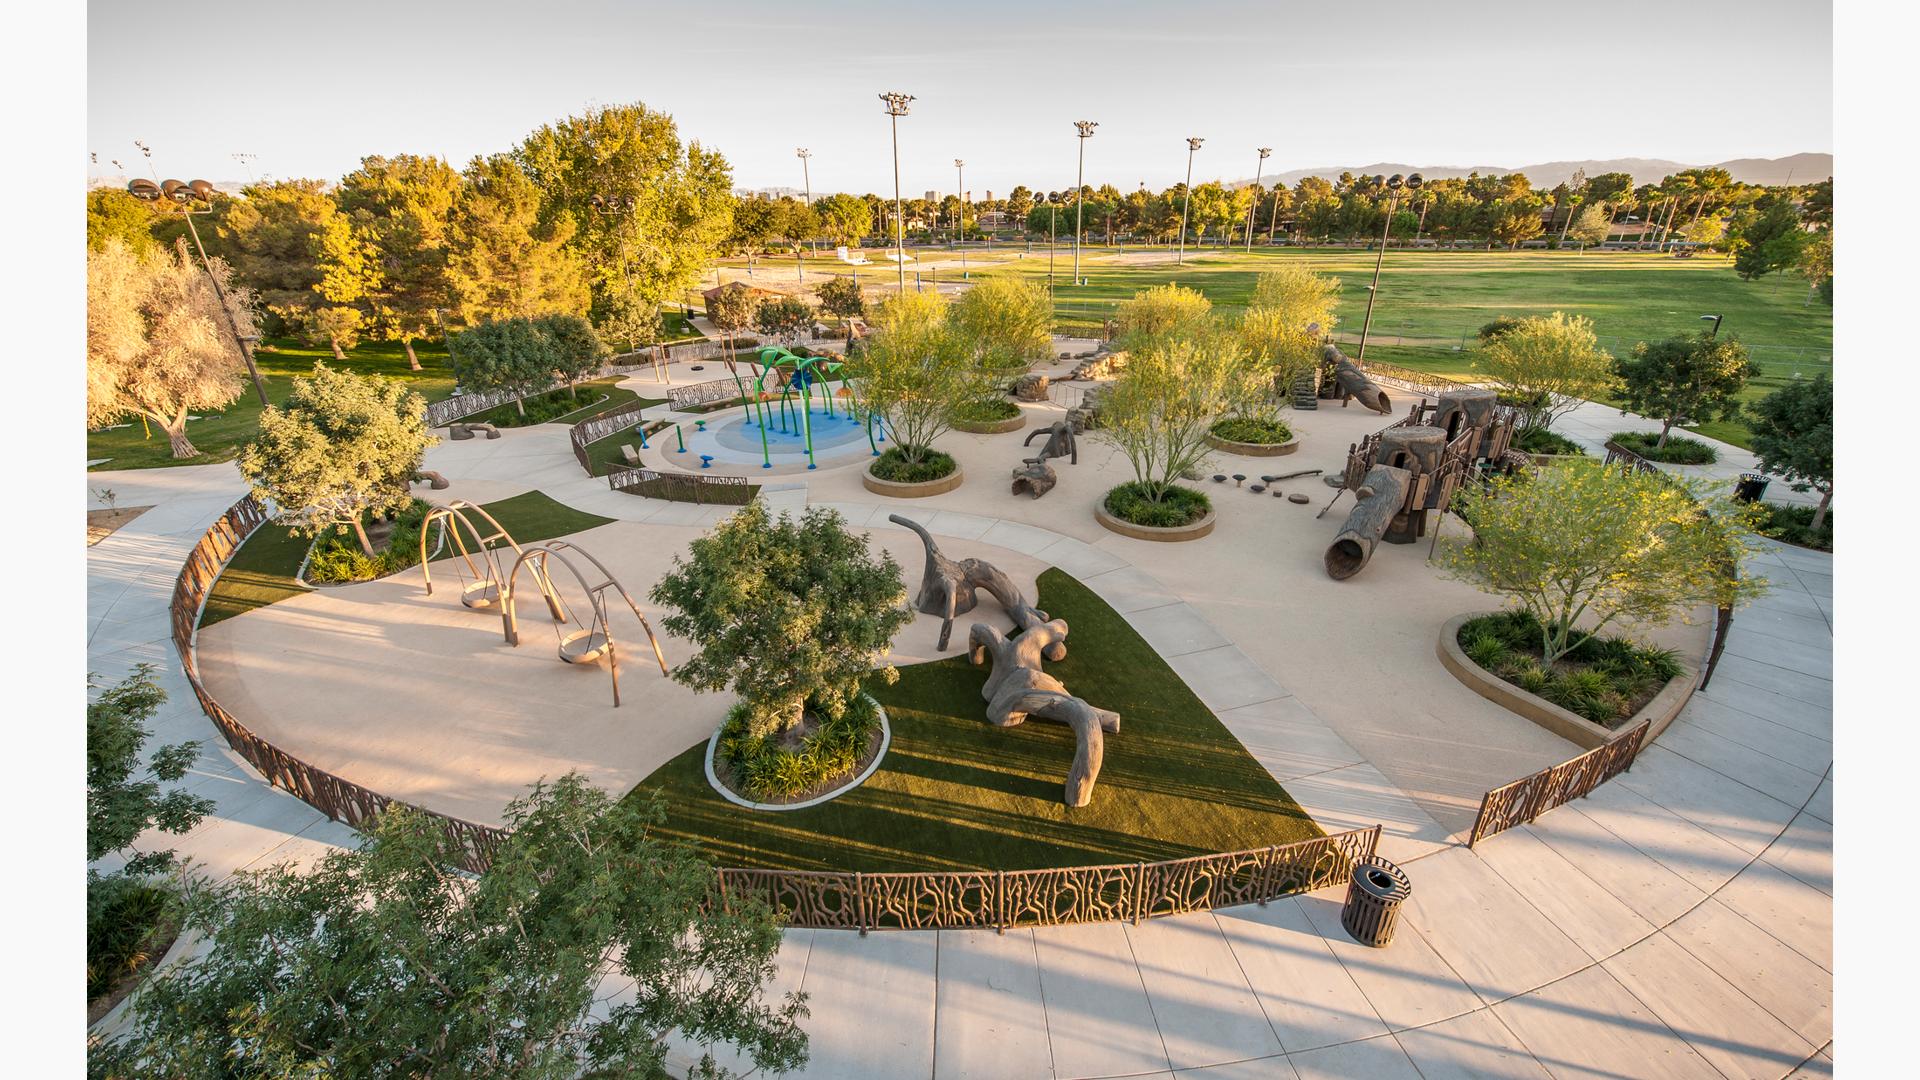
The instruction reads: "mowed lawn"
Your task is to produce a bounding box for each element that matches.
[632,569,1321,873]
[88,338,460,471]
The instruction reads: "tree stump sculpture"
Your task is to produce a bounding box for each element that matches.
[1023,420,1078,465]
[890,514,1056,653]
[968,620,1120,807]
[1011,460,1057,499]
[1325,464,1413,580]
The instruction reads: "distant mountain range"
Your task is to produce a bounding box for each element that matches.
[1245,153,1830,191]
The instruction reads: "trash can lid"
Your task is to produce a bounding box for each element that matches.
[1350,855,1413,901]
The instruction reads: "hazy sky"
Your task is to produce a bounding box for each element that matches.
[88,0,1831,196]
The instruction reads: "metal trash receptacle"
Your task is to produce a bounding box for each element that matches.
[1341,855,1412,947]
[1734,473,1770,503]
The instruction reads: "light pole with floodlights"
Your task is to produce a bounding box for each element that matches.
[954,159,968,276]
[879,92,913,293]
[1073,121,1096,284]
[1177,137,1203,264]
[1701,313,1723,338]
[1355,172,1423,362]
[1246,147,1271,251]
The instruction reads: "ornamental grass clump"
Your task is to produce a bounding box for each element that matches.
[1442,459,1768,666]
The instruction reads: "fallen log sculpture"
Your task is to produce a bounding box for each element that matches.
[1325,344,1392,414]
[969,620,1120,807]
[891,514,1055,652]
[412,470,450,490]
[1011,460,1057,499]
[1325,464,1412,580]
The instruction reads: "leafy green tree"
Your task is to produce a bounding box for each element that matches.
[1799,229,1833,304]
[596,292,664,352]
[851,290,974,464]
[1114,283,1213,352]
[309,203,383,360]
[90,775,809,1079]
[1748,374,1833,531]
[1441,460,1767,664]
[753,295,814,343]
[705,284,762,362]
[87,240,257,458]
[88,665,213,876]
[238,362,435,557]
[1682,212,1728,249]
[1097,328,1263,504]
[811,193,872,249]
[1569,203,1613,245]
[1005,185,1036,220]
[651,504,910,738]
[446,154,591,323]
[298,303,366,360]
[537,313,608,394]
[338,154,464,370]
[87,188,162,254]
[518,103,736,315]
[1490,199,1545,248]
[1239,266,1339,406]
[814,275,865,326]
[1474,312,1618,433]
[1612,333,1760,449]
[948,276,1052,376]
[1731,200,1808,280]
[210,178,337,335]
[448,317,555,419]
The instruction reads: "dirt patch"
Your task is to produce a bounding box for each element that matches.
[87,505,154,546]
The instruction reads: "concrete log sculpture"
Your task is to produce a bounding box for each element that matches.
[1023,420,1079,465]
[969,620,1120,807]
[412,470,451,490]
[1011,460,1058,499]
[891,514,1056,653]
[1324,344,1392,414]
[1324,464,1413,580]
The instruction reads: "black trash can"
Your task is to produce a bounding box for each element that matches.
[1341,855,1413,947]
[1734,473,1770,503]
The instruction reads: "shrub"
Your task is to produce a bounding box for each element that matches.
[1610,431,1718,464]
[1512,428,1587,456]
[951,397,1021,423]
[1105,481,1210,528]
[1473,312,1617,433]
[716,693,882,800]
[869,447,957,483]
[88,877,180,1002]
[1478,315,1524,342]
[1457,613,1691,726]
[1209,416,1292,444]
[1752,502,1833,551]
[303,499,431,584]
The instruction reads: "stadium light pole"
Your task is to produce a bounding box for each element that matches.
[1073,121,1097,285]
[1701,313,1724,338]
[954,159,968,276]
[1177,137,1203,265]
[879,92,914,293]
[1246,147,1271,252]
[1355,172,1423,362]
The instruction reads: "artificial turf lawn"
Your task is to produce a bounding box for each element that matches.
[197,490,614,629]
[632,568,1321,873]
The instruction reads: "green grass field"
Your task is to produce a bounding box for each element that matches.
[633,569,1320,873]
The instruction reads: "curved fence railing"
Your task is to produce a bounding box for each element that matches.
[1468,720,1651,847]
[173,500,1381,925]
[569,402,659,474]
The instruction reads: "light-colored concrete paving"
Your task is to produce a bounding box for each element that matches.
[91,392,1834,1076]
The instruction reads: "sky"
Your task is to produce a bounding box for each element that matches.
[88,0,1831,197]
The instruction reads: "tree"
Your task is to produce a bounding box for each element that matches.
[210,178,337,335]
[446,154,591,323]
[851,290,974,464]
[88,664,213,876]
[538,313,608,394]
[1799,228,1834,304]
[814,275,864,326]
[1474,312,1618,433]
[308,201,382,360]
[1682,212,1728,249]
[87,240,257,458]
[753,295,813,343]
[651,504,910,738]
[1748,375,1833,531]
[1568,203,1613,246]
[596,291,664,353]
[1442,460,1767,664]
[706,284,762,359]
[947,276,1052,377]
[1005,185,1036,220]
[1113,283,1213,352]
[1490,200,1544,248]
[1613,333,1760,448]
[338,154,464,370]
[518,103,736,315]
[447,317,557,419]
[1097,328,1262,505]
[238,363,435,557]
[1238,266,1339,406]
[811,193,872,249]
[87,188,162,254]
[90,774,809,1079]
[299,303,366,360]
[1731,200,1808,280]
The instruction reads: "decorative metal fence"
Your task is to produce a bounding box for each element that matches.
[170,496,509,874]
[569,403,659,474]
[668,376,755,411]
[424,386,531,428]
[1359,360,1471,400]
[606,465,754,506]
[714,826,1381,932]
[1468,721,1651,847]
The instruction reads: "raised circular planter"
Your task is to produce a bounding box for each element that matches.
[1205,431,1299,457]
[1436,612,1696,751]
[863,462,965,498]
[952,411,1027,435]
[1095,504,1217,542]
[704,695,891,812]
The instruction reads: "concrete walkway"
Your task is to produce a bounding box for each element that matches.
[89,436,1833,1075]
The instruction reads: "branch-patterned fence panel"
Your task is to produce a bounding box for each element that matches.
[606,465,754,506]
[1468,719,1651,847]
[713,827,1381,932]
[170,496,509,874]
[1360,360,1471,400]
[569,403,659,473]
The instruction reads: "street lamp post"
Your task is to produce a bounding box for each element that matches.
[128,173,270,407]
[1047,194,1059,296]
[1246,147,1271,252]
[879,92,914,293]
[1073,121,1097,285]
[1177,137,1204,265]
[796,148,813,257]
[954,159,967,277]
[1355,172,1423,362]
